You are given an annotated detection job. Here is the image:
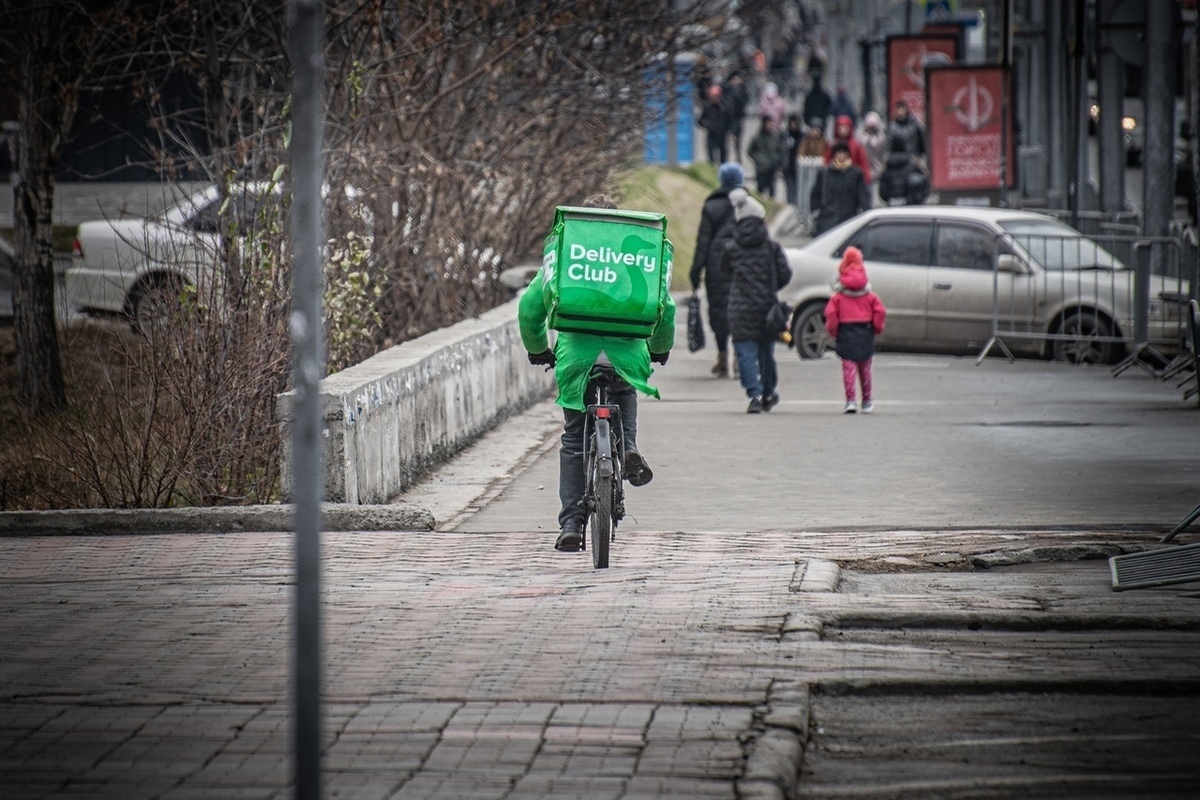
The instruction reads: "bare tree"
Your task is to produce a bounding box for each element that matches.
[2,0,725,508]
[0,1,157,415]
[309,0,720,355]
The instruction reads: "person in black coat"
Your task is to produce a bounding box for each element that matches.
[887,100,926,162]
[783,114,804,206]
[690,162,744,377]
[699,85,732,164]
[877,137,930,206]
[721,71,750,160]
[811,141,872,236]
[720,188,793,414]
[802,77,833,137]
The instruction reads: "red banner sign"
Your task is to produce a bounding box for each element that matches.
[885,34,959,125]
[925,65,1016,192]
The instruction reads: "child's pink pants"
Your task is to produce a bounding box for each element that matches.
[841,358,873,402]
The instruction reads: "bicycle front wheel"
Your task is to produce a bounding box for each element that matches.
[588,422,614,570]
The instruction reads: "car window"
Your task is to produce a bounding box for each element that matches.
[188,192,265,235]
[848,221,933,266]
[935,224,1002,271]
[997,219,1123,271]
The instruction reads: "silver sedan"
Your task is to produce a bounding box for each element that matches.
[781,206,1187,364]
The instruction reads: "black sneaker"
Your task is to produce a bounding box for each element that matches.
[554,522,584,552]
[747,396,764,414]
[624,450,654,487]
[762,392,780,412]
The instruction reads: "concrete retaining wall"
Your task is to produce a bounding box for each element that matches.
[278,297,554,504]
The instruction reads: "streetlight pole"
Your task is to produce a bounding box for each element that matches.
[287,1,325,798]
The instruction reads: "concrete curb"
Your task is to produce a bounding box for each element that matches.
[0,503,436,536]
[739,679,811,799]
[791,558,842,593]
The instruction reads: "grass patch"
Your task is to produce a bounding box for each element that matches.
[616,164,782,291]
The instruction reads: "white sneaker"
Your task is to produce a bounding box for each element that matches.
[844,401,857,414]
[861,400,874,414]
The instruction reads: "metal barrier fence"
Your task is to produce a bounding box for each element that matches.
[976,231,1192,367]
[787,157,823,236]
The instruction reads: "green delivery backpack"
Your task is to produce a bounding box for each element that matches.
[542,206,673,338]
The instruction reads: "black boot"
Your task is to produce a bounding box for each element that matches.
[711,349,729,378]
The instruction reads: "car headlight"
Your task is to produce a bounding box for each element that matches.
[1122,116,1137,131]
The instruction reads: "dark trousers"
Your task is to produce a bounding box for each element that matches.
[559,377,638,529]
[706,130,728,164]
[707,291,731,353]
[784,166,799,206]
[733,338,778,400]
[756,167,779,198]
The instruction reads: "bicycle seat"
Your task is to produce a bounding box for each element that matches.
[588,363,620,383]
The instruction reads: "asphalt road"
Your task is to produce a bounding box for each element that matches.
[446,342,1200,536]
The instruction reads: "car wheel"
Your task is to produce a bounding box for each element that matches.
[1052,311,1114,365]
[793,303,832,360]
[129,278,186,337]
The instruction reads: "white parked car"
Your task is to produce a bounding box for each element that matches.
[67,182,367,331]
[782,206,1188,364]
[67,183,276,330]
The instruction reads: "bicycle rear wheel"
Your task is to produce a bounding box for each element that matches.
[588,421,614,570]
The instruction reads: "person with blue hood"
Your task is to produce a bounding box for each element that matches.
[689,161,744,378]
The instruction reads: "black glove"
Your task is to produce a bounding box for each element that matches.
[528,349,556,367]
[650,351,669,365]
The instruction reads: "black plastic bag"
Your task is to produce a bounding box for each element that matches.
[687,294,705,353]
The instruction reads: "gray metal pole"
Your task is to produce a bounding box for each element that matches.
[1137,2,1176,347]
[287,1,325,798]
[1141,0,1176,345]
[1047,1,1066,209]
[1019,2,1049,201]
[1097,0,1126,215]
[1192,5,1199,230]
[1069,0,1090,225]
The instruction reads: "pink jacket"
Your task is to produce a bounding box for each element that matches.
[824,262,886,338]
[759,83,786,129]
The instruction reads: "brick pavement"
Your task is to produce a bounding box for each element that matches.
[0,530,809,799]
[3,526,1199,799]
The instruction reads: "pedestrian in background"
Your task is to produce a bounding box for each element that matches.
[811,141,871,236]
[783,114,804,206]
[759,82,786,131]
[824,247,886,414]
[721,188,793,414]
[856,111,888,183]
[877,137,930,206]
[887,100,926,163]
[690,162,744,378]
[797,120,827,158]
[747,115,789,200]
[823,115,872,183]
[721,71,751,160]
[802,77,832,136]
[830,86,858,128]
[699,85,732,164]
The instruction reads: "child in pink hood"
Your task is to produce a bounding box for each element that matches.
[824,247,886,413]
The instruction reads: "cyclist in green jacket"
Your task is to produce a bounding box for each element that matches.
[519,194,676,552]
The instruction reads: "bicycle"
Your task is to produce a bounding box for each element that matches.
[582,364,627,569]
